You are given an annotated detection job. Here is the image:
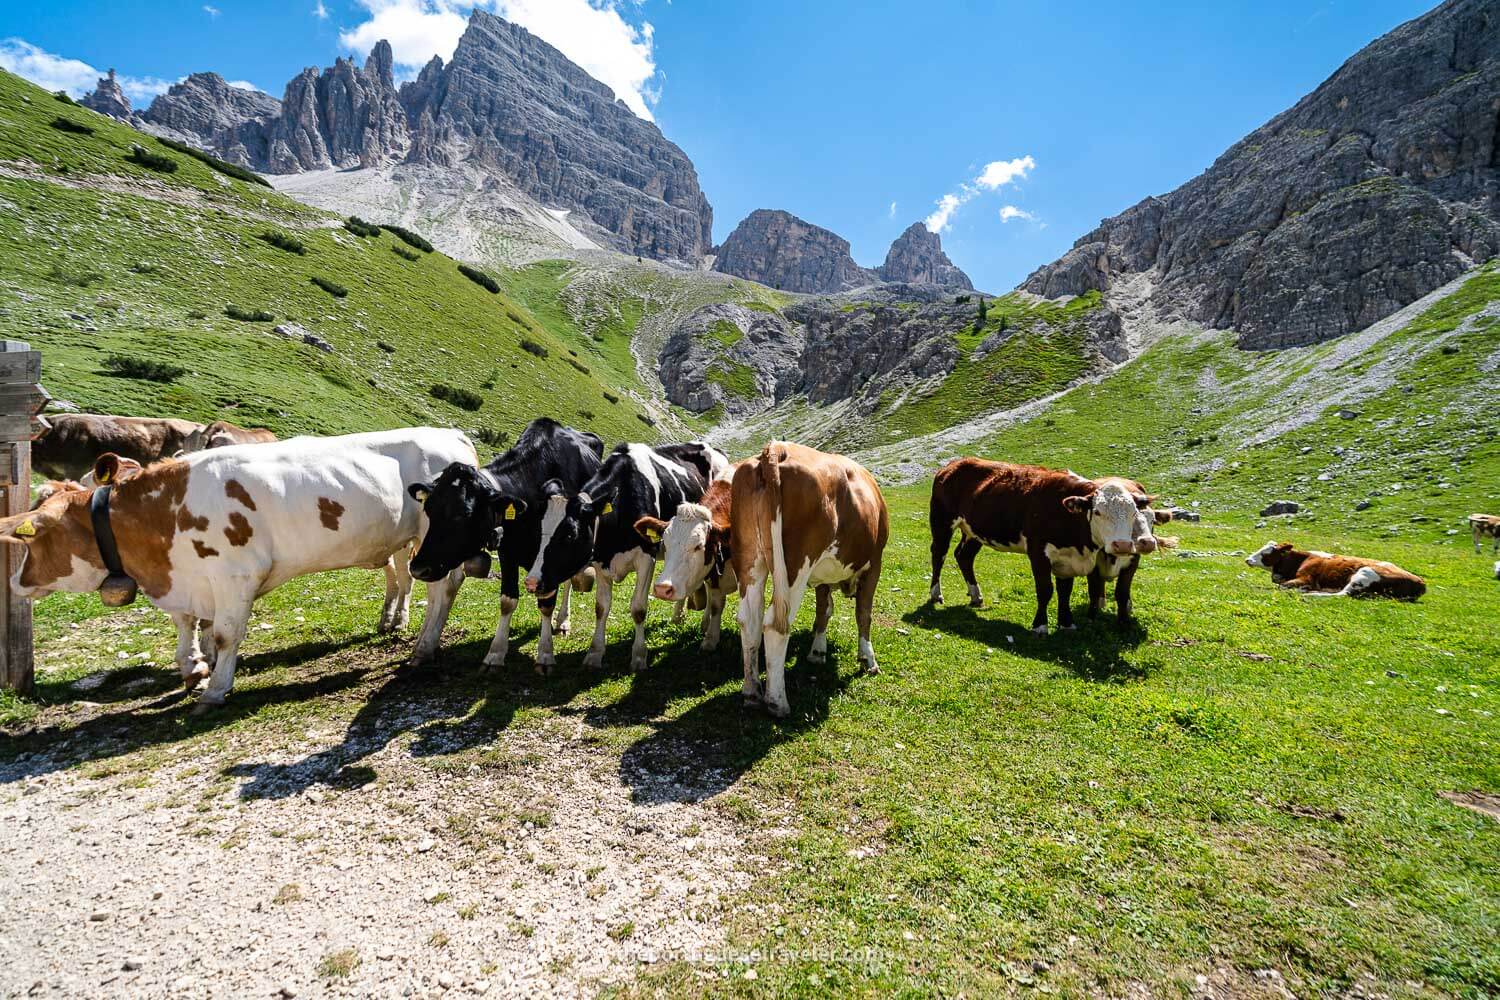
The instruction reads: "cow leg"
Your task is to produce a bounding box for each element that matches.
[954,536,984,607]
[484,559,520,669]
[379,548,414,633]
[855,562,881,675]
[1114,560,1139,625]
[1086,568,1106,619]
[198,597,253,706]
[737,566,768,705]
[1028,553,1054,636]
[534,593,558,676]
[701,584,726,652]
[172,612,210,690]
[1474,527,1482,555]
[412,567,464,665]
[763,569,810,719]
[672,598,686,622]
[629,552,654,673]
[1056,575,1077,630]
[808,584,833,663]
[928,505,954,604]
[583,570,613,670]
[552,580,572,636]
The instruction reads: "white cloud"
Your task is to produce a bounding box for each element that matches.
[999,205,1035,223]
[976,156,1036,190]
[924,154,1037,233]
[203,5,220,16]
[339,0,660,120]
[313,0,330,18]
[888,201,897,219]
[0,38,174,102]
[226,80,264,92]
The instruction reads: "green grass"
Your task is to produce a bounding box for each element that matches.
[705,318,744,347]
[707,359,758,400]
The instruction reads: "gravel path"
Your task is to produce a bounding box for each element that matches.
[1,667,756,998]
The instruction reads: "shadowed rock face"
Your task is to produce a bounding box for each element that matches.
[80,13,713,262]
[1023,0,1500,350]
[712,209,878,293]
[79,70,131,119]
[878,223,973,289]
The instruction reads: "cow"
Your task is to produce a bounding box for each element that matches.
[1246,542,1426,599]
[1470,514,1500,555]
[928,459,1174,635]
[727,442,888,718]
[524,442,726,672]
[180,420,278,453]
[31,413,205,480]
[636,473,740,652]
[32,456,145,507]
[0,428,476,703]
[406,418,604,674]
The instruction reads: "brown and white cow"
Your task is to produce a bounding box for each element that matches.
[32,456,145,508]
[729,442,888,718]
[1469,514,1500,556]
[180,420,279,453]
[32,413,205,480]
[637,474,740,652]
[928,459,1174,635]
[0,428,476,703]
[1246,542,1426,599]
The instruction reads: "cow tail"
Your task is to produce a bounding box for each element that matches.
[761,443,790,625]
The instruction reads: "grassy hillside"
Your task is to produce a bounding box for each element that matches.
[0,70,657,449]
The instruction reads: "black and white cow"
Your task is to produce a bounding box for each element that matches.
[524,442,726,672]
[407,418,603,673]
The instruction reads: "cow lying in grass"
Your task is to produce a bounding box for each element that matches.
[929,459,1174,634]
[1246,542,1426,599]
[0,428,476,703]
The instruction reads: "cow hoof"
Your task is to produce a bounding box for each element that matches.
[410,649,436,667]
[193,692,227,711]
[630,653,648,674]
[1060,623,1077,631]
[861,659,880,676]
[482,651,506,668]
[533,656,554,677]
[1031,625,1049,637]
[582,651,604,670]
[968,597,984,608]
[765,699,791,719]
[700,638,720,652]
[807,649,826,665]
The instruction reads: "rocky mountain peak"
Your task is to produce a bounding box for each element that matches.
[79,69,131,119]
[878,222,973,289]
[1024,0,1499,349]
[712,209,877,294]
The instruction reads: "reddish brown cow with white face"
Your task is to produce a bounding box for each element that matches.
[32,413,204,480]
[180,420,279,453]
[730,442,889,718]
[1246,542,1426,599]
[929,459,1173,634]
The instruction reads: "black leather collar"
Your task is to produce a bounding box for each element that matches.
[89,486,128,579]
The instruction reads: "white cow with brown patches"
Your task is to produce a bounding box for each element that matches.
[0,428,476,704]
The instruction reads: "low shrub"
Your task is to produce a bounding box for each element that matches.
[53,91,76,105]
[603,391,620,404]
[47,264,103,287]
[505,309,525,325]
[567,358,590,374]
[155,137,271,187]
[577,409,596,421]
[310,276,348,298]
[102,354,187,382]
[636,413,657,428]
[458,263,500,293]
[128,261,160,274]
[430,383,484,411]
[344,216,381,238]
[475,427,511,449]
[392,245,421,262]
[187,308,208,320]
[520,338,549,359]
[380,224,432,253]
[224,304,274,322]
[127,144,178,173]
[49,116,93,135]
[376,340,396,353]
[258,230,307,255]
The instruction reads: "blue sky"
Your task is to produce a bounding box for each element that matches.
[2,0,1436,291]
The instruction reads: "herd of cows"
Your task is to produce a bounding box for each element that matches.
[0,412,1488,717]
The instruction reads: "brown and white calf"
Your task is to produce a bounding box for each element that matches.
[31,413,205,480]
[729,442,888,718]
[0,428,476,703]
[1470,514,1500,555]
[1246,542,1426,599]
[637,474,740,652]
[180,419,279,453]
[32,456,145,507]
[929,459,1173,634]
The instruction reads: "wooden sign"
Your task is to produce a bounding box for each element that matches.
[0,413,47,443]
[0,340,35,694]
[0,382,49,415]
[0,352,41,384]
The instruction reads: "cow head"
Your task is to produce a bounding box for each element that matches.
[524,482,614,599]
[407,463,526,583]
[641,502,729,603]
[0,488,108,598]
[1246,541,1296,572]
[1062,480,1160,556]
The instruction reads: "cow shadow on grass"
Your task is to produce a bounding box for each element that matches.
[0,635,382,784]
[902,601,1151,682]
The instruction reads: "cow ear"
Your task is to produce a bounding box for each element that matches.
[1152,508,1173,524]
[634,516,666,545]
[1133,493,1155,510]
[1062,495,1092,514]
[0,512,39,543]
[408,482,432,503]
[94,453,121,486]
[493,496,526,524]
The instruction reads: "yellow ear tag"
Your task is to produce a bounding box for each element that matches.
[14,519,36,537]
[503,505,515,521]
[646,528,659,542]
[601,502,613,515]
[97,471,111,484]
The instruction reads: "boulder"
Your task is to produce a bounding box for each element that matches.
[1260,500,1300,516]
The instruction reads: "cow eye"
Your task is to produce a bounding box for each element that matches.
[692,544,703,552]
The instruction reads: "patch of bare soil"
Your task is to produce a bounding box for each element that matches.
[1438,790,1500,821]
[0,160,302,226]
[0,659,756,997]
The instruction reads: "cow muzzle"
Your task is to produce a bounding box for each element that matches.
[652,581,677,602]
[1134,537,1158,555]
[524,574,539,594]
[462,552,492,579]
[1109,540,1135,556]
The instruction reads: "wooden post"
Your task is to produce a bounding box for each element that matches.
[0,341,44,695]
